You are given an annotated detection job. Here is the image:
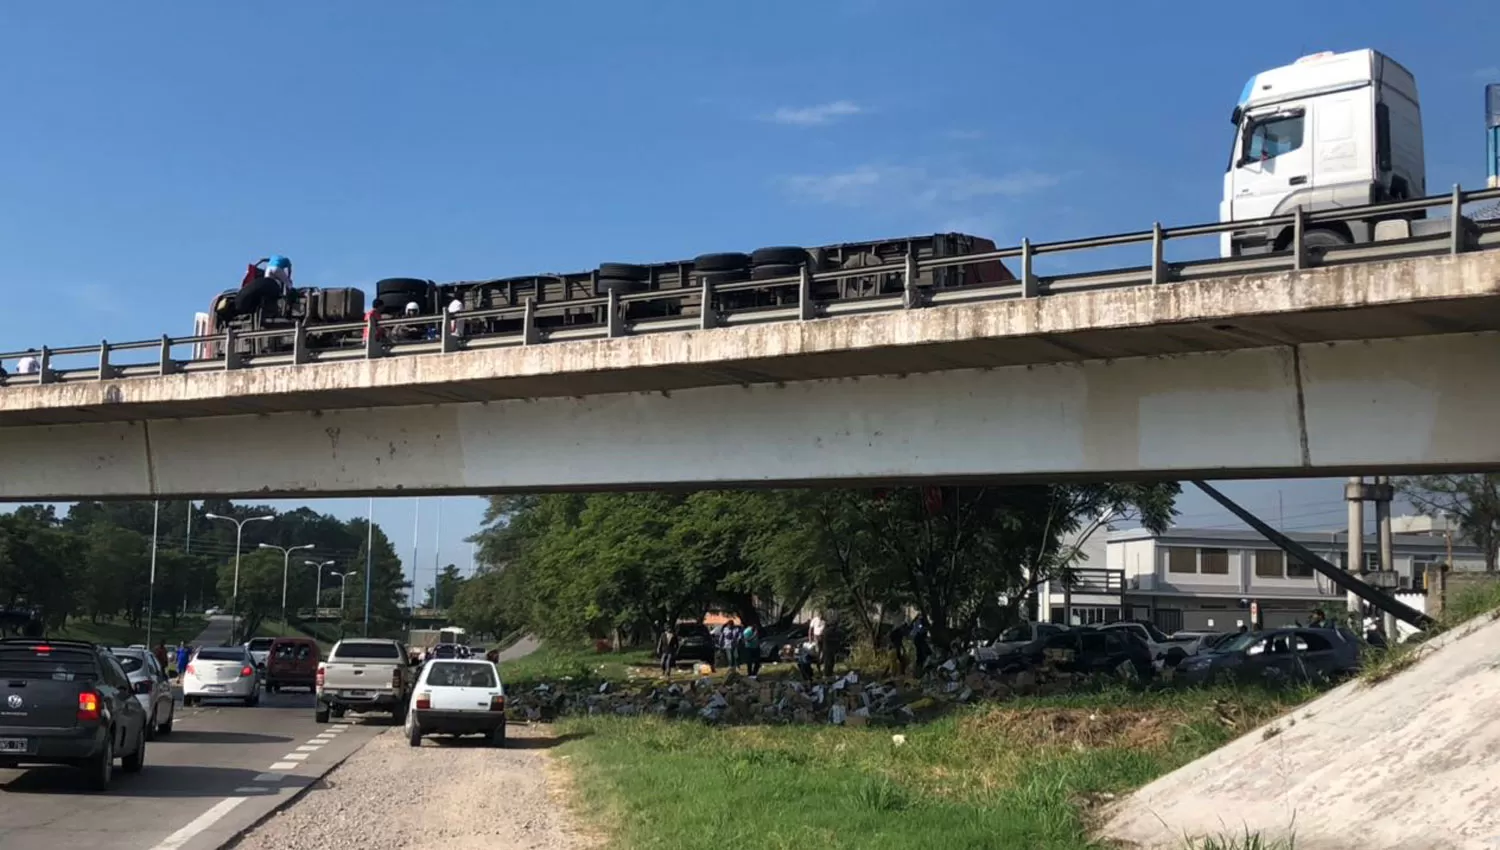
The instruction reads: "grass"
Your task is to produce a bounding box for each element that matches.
[499,641,656,689]
[551,683,1320,850]
[253,618,336,654]
[1360,577,1500,686]
[49,615,207,648]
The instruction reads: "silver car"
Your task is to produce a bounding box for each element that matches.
[110,646,176,738]
[183,645,262,706]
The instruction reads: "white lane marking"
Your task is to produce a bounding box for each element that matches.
[282,753,310,761]
[253,772,285,782]
[296,745,322,752]
[269,761,298,771]
[330,725,349,731]
[312,734,336,741]
[150,796,247,850]
[235,786,272,794]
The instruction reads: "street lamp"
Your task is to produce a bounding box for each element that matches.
[205,512,274,643]
[331,570,358,637]
[305,559,336,618]
[259,543,315,627]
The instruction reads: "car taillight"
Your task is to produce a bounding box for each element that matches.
[77,691,100,722]
[391,668,402,689]
[315,664,325,688]
[184,664,195,677]
[240,665,254,677]
[134,680,153,695]
[415,692,431,710]
[490,694,505,712]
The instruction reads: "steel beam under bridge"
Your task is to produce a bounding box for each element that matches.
[2,331,1498,500]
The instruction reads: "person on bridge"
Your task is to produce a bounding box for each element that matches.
[218,255,294,322]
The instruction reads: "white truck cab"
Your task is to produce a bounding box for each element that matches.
[1220,49,1425,258]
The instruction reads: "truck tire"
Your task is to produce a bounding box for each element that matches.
[594,276,646,296]
[698,269,749,286]
[376,278,431,307]
[392,702,408,725]
[750,246,807,267]
[597,263,649,281]
[750,263,803,281]
[1301,228,1350,253]
[85,734,113,792]
[314,704,330,724]
[693,252,750,273]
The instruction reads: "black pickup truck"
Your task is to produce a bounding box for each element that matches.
[0,637,150,790]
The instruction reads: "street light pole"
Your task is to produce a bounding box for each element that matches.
[259,543,315,628]
[305,559,335,618]
[332,570,358,637]
[205,512,274,644]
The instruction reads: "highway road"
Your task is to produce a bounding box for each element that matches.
[0,617,389,850]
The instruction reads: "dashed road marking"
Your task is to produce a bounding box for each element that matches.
[296,744,322,752]
[235,786,273,794]
[269,761,298,771]
[282,753,310,762]
[253,773,285,782]
[149,796,247,850]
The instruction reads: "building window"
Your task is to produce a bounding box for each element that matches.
[1254,550,1285,579]
[1166,547,1197,574]
[1412,557,1440,591]
[1200,548,1230,575]
[1286,555,1315,579]
[1364,552,1383,572]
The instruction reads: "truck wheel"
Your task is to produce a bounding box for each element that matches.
[594,276,646,296]
[750,263,803,281]
[121,727,146,774]
[392,702,409,725]
[490,723,507,748]
[750,246,807,267]
[314,704,330,724]
[85,734,113,792]
[693,252,750,273]
[597,263,650,282]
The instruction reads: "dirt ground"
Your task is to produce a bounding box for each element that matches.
[232,724,592,850]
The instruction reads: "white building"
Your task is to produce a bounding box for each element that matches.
[1038,523,1486,634]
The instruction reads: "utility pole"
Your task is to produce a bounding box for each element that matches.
[146,500,160,649]
[364,498,375,637]
[259,543,315,628]
[1375,475,1397,640]
[1346,477,1366,619]
[205,511,274,644]
[433,500,442,609]
[306,559,335,618]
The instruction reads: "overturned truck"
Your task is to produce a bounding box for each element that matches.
[196,232,1013,359]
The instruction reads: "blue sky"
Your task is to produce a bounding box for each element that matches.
[2,2,1493,593]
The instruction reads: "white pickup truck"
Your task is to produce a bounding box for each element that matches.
[1096,621,1200,667]
[315,638,416,724]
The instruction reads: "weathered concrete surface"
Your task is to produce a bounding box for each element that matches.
[2,251,1500,427]
[1,332,1496,500]
[1102,612,1500,850]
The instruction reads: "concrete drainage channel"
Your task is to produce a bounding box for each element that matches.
[149,722,380,850]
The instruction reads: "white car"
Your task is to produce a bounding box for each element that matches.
[182,646,262,707]
[110,646,177,738]
[245,637,275,671]
[405,659,506,748]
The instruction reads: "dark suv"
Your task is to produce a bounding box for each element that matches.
[0,638,149,790]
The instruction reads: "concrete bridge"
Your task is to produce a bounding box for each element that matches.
[2,235,1499,500]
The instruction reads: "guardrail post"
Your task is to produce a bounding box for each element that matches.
[363,313,382,359]
[158,335,176,376]
[606,289,624,338]
[699,276,718,330]
[97,340,115,381]
[522,298,540,345]
[1020,238,1038,298]
[439,313,458,353]
[37,347,54,384]
[292,321,309,364]
[1150,223,1165,284]
[798,266,815,321]
[902,253,922,309]
[1450,183,1465,255]
[223,328,242,370]
[1292,207,1307,271]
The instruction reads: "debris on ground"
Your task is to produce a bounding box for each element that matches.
[505,655,1118,726]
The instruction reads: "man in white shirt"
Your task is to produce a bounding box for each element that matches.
[15,349,39,375]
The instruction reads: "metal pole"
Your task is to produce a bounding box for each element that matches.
[146,500,160,648]
[411,498,420,603]
[1376,475,1397,640]
[184,501,193,555]
[231,522,244,644]
[433,500,442,608]
[1346,477,1365,619]
[364,498,375,636]
[280,549,291,627]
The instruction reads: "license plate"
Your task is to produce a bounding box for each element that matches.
[344,690,372,698]
[0,738,27,754]
[204,685,226,692]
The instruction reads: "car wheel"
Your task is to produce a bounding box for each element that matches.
[157,707,173,736]
[145,709,157,741]
[490,723,507,748]
[331,707,346,719]
[85,733,113,792]
[407,724,422,748]
[121,727,146,774]
[182,695,197,707]
[246,691,260,708]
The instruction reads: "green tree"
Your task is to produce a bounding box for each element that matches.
[1396,474,1500,571]
[215,548,284,641]
[425,564,466,609]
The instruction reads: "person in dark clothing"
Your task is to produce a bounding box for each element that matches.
[218,255,293,322]
[740,624,761,677]
[794,640,816,683]
[820,617,838,678]
[911,616,932,670]
[657,628,679,677]
[888,622,909,676]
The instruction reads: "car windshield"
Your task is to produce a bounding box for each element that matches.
[0,646,98,681]
[996,625,1034,643]
[426,662,498,688]
[112,654,147,674]
[1129,622,1171,642]
[273,643,314,660]
[196,648,246,662]
[1214,632,1262,654]
[334,642,401,660]
[247,639,275,651]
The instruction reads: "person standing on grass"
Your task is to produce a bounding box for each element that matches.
[740,623,761,677]
[888,621,909,676]
[657,627,679,677]
[718,620,741,674]
[911,615,931,671]
[175,643,190,678]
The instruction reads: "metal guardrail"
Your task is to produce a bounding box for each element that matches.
[4,185,1500,388]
